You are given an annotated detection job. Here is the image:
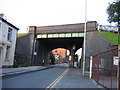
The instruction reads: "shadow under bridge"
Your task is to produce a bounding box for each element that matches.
[33,37,84,68]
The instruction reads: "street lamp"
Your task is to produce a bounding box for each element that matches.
[73,45,76,50]
[82,0,87,76]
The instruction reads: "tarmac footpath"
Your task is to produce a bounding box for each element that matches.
[46,68,105,89]
[0,66,51,77]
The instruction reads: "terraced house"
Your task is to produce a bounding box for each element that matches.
[0,14,19,68]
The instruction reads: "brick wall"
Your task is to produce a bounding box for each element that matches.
[15,34,33,64]
[29,21,97,34]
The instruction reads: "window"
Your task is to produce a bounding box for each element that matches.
[7,28,12,41]
[5,46,10,60]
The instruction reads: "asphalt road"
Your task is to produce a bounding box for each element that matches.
[2,67,67,88]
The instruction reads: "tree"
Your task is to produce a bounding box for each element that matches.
[107,1,120,47]
[49,52,55,64]
[107,1,120,26]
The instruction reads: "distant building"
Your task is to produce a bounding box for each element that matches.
[52,48,67,64]
[0,14,19,68]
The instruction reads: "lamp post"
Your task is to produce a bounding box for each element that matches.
[82,0,87,76]
[31,26,37,65]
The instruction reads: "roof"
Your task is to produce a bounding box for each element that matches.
[0,17,19,30]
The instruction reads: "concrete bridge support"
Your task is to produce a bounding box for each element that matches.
[69,45,76,68]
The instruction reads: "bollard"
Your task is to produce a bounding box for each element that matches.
[89,56,92,78]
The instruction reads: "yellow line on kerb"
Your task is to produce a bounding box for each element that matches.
[45,68,69,89]
[0,67,46,76]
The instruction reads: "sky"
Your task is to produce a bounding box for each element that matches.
[0,0,115,33]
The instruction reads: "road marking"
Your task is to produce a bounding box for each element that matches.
[45,68,69,89]
[50,74,63,88]
[0,67,47,76]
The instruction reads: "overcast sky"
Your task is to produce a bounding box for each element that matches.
[0,0,115,33]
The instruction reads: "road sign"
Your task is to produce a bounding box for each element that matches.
[113,56,119,65]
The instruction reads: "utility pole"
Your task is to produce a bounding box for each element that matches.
[82,0,87,76]
[31,26,37,65]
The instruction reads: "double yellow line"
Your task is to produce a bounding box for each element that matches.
[45,68,69,89]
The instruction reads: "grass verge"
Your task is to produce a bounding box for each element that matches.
[97,30,120,45]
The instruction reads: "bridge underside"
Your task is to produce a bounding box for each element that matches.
[33,37,84,67]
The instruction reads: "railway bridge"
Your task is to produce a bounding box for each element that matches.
[16,21,112,70]
[28,21,97,67]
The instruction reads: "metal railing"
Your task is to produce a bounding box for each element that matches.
[92,47,118,89]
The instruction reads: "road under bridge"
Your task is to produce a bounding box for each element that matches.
[29,21,97,68]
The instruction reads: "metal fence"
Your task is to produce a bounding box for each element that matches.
[92,47,118,89]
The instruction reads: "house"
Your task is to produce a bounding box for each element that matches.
[52,48,67,64]
[0,14,19,68]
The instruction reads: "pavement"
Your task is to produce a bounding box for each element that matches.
[51,68,103,89]
[0,66,48,76]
